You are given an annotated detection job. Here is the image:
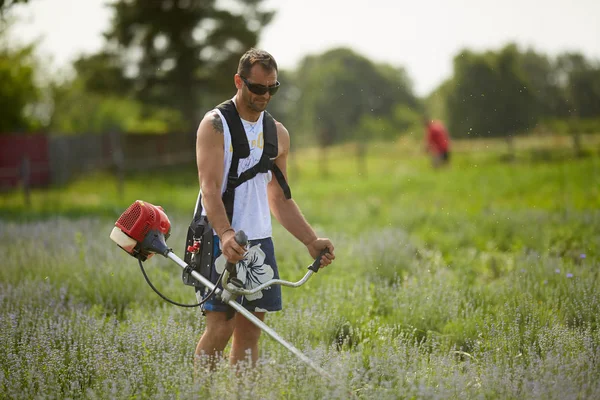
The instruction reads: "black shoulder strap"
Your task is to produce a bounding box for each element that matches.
[217,100,247,223]
[263,112,291,199]
[216,100,250,159]
[263,110,278,159]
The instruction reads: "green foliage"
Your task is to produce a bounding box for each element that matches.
[291,47,419,146]
[518,48,568,118]
[391,104,422,135]
[0,25,39,133]
[77,0,275,130]
[355,104,422,141]
[554,52,600,118]
[541,117,600,135]
[49,79,186,134]
[0,0,29,10]
[72,51,132,96]
[446,44,537,138]
[440,45,600,141]
[355,114,396,141]
[424,79,452,123]
[568,67,600,118]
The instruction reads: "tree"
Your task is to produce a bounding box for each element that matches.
[290,47,418,176]
[424,79,452,124]
[556,53,600,119]
[0,21,39,133]
[494,44,537,155]
[555,52,600,155]
[294,47,418,145]
[86,0,275,131]
[446,49,499,138]
[518,48,568,120]
[0,0,29,11]
[48,78,186,135]
[445,44,536,152]
[73,52,133,96]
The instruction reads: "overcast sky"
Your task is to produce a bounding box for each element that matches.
[8,0,600,96]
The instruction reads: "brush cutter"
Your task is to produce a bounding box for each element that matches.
[109,200,340,386]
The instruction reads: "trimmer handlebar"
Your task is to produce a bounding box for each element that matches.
[222,230,329,296]
[308,248,329,273]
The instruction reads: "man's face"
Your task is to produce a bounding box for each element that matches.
[237,64,278,113]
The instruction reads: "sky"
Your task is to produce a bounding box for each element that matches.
[8,0,600,96]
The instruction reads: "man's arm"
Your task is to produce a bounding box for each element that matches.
[267,122,335,267]
[196,111,245,262]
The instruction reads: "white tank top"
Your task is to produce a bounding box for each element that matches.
[196,99,273,240]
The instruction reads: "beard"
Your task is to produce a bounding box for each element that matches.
[249,98,268,112]
[242,87,269,112]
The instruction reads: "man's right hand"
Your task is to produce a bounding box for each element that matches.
[220,229,247,263]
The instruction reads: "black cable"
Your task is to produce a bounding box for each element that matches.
[138,258,222,308]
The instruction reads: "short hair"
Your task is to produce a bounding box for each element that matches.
[237,48,278,78]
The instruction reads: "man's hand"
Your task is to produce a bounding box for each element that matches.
[306,238,335,268]
[220,229,247,264]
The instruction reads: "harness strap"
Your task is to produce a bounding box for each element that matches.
[272,164,292,199]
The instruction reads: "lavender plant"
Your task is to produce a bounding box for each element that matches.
[1,147,598,399]
[1,211,598,399]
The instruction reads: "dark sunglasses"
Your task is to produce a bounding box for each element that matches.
[240,75,280,96]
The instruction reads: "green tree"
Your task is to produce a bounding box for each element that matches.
[424,79,452,125]
[0,0,29,11]
[446,44,537,150]
[556,53,600,118]
[518,49,568,120]
[290,47,418,176]
[495,44,537,153]
[294,47,418,145]
[48,78,186,135]
[73,52,132,96]
[82,0,275,131]
[446,49,499,138]
[555,52,600,155]
[0,23,39,133]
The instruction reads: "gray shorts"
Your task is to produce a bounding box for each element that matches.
[195,236,282,313]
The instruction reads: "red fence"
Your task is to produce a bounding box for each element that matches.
[0,132,196,190]
[0,135,51,189]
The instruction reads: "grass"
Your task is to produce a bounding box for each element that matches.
[1,134,599,399]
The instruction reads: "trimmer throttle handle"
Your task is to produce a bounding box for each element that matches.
[308,248,330,273]
[225,230,248,273]
[234,230,248,247]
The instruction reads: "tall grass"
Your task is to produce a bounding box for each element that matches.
[1,136,599,398]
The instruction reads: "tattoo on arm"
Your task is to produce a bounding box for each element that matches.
[211,113,223,134]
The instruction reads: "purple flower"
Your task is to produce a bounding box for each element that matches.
[566,273,573,278]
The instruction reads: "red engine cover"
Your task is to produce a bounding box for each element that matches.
[115,200,171,243]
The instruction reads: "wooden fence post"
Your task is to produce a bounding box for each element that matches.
[110,132,125,200]
[20,156,31,207]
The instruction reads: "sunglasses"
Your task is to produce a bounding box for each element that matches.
[240,75,280,96]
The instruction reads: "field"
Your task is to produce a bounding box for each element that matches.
[1,135,599,399]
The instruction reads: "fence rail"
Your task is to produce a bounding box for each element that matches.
[0,132,196,190]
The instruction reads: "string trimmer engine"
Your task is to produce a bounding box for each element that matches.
[109,200,171,261]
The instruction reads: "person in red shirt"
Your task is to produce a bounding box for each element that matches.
[423,117,451,168]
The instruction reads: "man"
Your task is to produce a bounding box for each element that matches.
[192,48,335,368]
[423,117,451,168]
